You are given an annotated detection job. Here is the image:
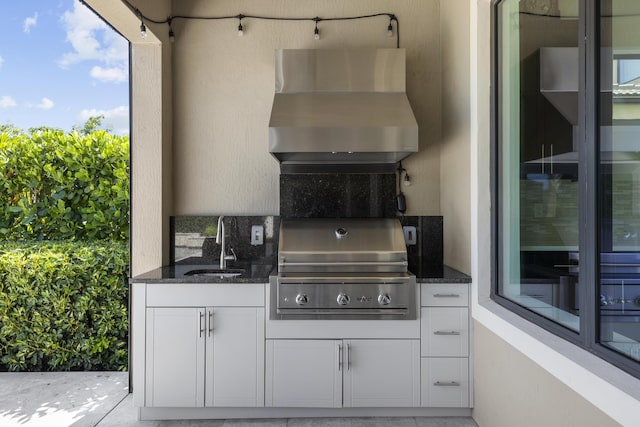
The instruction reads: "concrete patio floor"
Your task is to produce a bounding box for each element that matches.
[0,372,478,427]
[0,371,129,426]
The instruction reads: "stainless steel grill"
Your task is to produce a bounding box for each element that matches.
[270,218,416,320]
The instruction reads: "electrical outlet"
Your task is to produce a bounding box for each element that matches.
[251,225,264,246]
[403,226,417,246]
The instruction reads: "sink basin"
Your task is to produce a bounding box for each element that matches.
[183,268,245,278]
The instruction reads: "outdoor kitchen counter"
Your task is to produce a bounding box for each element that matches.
[131,264,469,285]
[130,261,275,284]
[415,265,471,283]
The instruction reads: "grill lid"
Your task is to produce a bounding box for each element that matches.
[278,218,408,273]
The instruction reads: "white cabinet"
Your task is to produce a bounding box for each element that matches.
[421,358,469,407]
[206,307,264,407]
[265,340,342,408]
[145,307,205,407]
[265,339,420,408]
[420,283,471,408]
[343,339,420,408]
[145,304,264,408]
[421,307,469,357]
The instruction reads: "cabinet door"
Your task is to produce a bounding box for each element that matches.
[145,307,205,407]
[205,307,265,407]
[343,340,420,408]
[265,340,342,408]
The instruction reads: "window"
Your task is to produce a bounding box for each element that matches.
[493,0,640,377]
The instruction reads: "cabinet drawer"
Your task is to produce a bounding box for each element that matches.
[421,358,469,408]
[421,307,469,357]
[421,283,469,307]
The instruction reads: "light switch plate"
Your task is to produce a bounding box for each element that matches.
[403,226,417,246]
[251,225,264,246]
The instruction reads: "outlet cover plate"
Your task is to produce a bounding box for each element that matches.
[403,226,417,246]
[251,225,264,246]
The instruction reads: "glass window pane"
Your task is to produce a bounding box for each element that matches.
[497,0,580,331]
[599,0,640,362]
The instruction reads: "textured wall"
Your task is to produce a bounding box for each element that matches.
[170,0,442,217]
[473,322,620,427]
[439,0,471,274]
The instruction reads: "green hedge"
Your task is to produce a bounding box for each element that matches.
[0,241,129,371]
[0,129,129,241]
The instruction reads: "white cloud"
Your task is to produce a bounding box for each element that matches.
[90,66,127,83]
[37,98,55,110]
[0,55,4,69]
[59,1,128,84]
[23,12,38,34]
[0,96,17,108]
[79,105,129,135]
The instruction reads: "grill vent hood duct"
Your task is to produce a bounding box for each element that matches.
[268,49,418,172]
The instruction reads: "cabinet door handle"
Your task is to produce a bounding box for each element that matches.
[199,312,205,337]
[208,311,213,337]
[337,344,343,372]
[434,381,460,387]
[434,330,461,336]
[347,343,351,371]
[433,293,460,298]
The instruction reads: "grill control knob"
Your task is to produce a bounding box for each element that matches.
[378,294,392,306]
[337,293,351,305]
[295,294,309,306]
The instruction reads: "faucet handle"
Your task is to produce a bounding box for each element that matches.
[225,247,237,262]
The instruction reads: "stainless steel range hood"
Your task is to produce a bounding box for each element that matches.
[540,47,612,125]
[268,49,418,172]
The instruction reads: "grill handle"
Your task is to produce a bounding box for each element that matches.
[279,261,408,267]
[277,308,409,316]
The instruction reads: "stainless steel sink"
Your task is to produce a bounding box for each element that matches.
[183,268,244,278]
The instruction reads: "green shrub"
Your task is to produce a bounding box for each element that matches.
[0,241,129,371]
[0,129,129,241]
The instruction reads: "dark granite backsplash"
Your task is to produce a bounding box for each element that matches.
[170,216,279,265]
[171,172,442,277]
[401,216,444,278]
[280,173,396,218]
[170,214,443,278]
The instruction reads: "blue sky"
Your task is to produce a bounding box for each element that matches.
[0,0,129,135]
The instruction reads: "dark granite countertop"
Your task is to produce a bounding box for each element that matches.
[415,265,471,283]
[131,260,470,285]
[130,260,275,284]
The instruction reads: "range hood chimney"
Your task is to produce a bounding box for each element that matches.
[540,47,612,125]
[268,49,418,173]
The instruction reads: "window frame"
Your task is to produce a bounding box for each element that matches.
[490,0,640,379]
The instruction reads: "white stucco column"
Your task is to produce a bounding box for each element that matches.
[83,0,173,276]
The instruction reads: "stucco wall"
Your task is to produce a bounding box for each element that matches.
[473,322,619,427]
[440,0,471,274]
[170,0,441,217]
[84,0,174,275]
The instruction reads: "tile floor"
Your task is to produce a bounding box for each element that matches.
[0,372,478,427]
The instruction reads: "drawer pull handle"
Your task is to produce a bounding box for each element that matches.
[434,381,460,387]
[433,293,460,298]
[434,330,461,336]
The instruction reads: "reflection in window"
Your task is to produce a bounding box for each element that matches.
[599,1,640,362]
[494,0,640,377]
[496,0,580,331]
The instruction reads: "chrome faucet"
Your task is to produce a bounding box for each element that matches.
[215,216,237,269]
